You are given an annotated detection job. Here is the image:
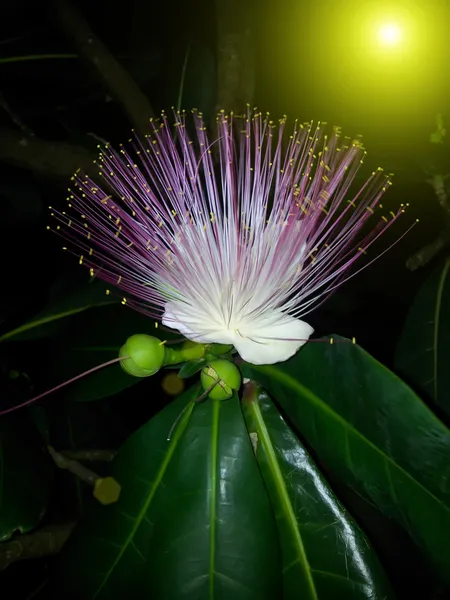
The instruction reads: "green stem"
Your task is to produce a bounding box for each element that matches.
[164,342,205,366]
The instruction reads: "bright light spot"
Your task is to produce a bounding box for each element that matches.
[378,23,402,46]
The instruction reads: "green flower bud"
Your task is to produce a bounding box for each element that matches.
[164,339,205,366]
[207,343,234,356]
[119,334,165,378]
[200,359,242,401]
[181,339,205,359]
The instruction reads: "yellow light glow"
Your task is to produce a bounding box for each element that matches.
[378,23,402,46]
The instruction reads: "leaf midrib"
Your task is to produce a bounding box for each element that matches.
[252,364,450,515]
[92,401,195,599]
[249,397,318,600]
[209,399,220,600]
[433,258,450,401]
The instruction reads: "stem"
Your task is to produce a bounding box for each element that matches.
[0,523,75,571]
[48,446,121,505]
[60,449,117,462]
[164,342,205,366]
[214,0,255,116]
[0,125,95,179]
[406,235,447,271]
[48,446,100,485]
[406,172,450,270]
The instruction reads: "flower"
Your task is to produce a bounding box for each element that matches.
[51,108,406,365]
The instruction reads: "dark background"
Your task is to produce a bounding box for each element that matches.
[1,1,450,598]
[1,0,449,365]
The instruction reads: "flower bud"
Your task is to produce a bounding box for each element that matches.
[200,359,242,401]
[207,343,234,356]
[119,334,165,377]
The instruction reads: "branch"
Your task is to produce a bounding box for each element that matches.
[0,126,95,179]
[214,0,255,114]
[406,235,447,271]
[406,174,450,270]
[48,446,121,505]
[0,523,74,570]
[0,0,157,179]
[60,448,117,462]
[55,0,154,135]
[0,92,35,137]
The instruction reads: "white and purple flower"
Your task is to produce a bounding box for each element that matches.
[52,109,407,365]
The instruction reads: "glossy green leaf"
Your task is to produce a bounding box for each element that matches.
[0,280,116,342]
[242,383,394,600]
[177,356,208,378]
[56,386,280,599]
[396,257,450,416]
[0,413,53,541]
[46,305,178,402]
[242,336,450,584]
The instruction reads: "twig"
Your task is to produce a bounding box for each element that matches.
[0,523,75,571]
[214,0,255,115]
[60,448,117,462]
[427,174,450,211]
[406,234,448,271]
[0,91,35,136]
[55,0,154,135]
[47,446,121,505]
[406,175,450,270]
[0,126,95,179]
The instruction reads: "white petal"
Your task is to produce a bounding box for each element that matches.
[162,301,234,345]
[163,301,313,366]
[232,312,314,365]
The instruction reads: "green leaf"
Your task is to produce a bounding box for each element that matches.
[243,336,450,584]
[55,387,280,599]
[0,413,53,541]
[0,280,117,342]
[241,383,394,600]
[396,257,450,416]
[177,357,207,378]
[45,305,178,402]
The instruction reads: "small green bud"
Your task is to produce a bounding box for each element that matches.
[200,359,241,401]
[180,340,205,361]
[119,334,165,378]
[164,340,205,366]
[207,343,234,356]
